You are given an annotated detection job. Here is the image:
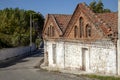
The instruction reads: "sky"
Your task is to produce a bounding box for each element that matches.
[0,0,118,17]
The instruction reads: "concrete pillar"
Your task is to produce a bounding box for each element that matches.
[117,0,120,75]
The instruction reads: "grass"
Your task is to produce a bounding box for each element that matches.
[81,74,120,80]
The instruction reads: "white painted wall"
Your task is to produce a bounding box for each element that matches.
[45,40,117,74]
[64,42,82,70]
[0,44,36,60]
[47,41,53,67]
[47,41,64,68]
[56,42,64,68]
[90,47,116,74]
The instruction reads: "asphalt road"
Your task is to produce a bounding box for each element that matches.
[0,50,97,80]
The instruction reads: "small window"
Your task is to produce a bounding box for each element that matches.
[47,27,50,37]
[50,25,54,37]
[86,25,91,37]
[74,26,78,38]
[50,25,52,37]
[80,17,84,38]
[52,27,54,37]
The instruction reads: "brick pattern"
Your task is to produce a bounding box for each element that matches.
[42,14,61,39]
[43,3,118,44]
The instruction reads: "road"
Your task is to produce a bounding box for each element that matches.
[0,50,96,80]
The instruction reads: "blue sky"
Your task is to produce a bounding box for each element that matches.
[0,0,118,17]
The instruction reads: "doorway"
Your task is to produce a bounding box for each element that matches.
[52,44,56,64]
[82,48,89,71]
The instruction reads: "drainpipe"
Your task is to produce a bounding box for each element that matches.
[117,0,120,75]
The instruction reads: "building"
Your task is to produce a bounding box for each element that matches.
[42,3,119,75]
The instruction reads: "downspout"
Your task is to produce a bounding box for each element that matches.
[117,0,120,75]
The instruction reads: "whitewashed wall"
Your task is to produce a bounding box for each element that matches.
[64,42,82,70]
[90,47,116,74]
[56,42,64,68]
[45,40,117,74]
[0,44,36,61]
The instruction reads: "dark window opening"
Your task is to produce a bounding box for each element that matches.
[80,17,84,38]
[86,25,91,37]
[74,26,78,38]
[48,25,54,37]
[47,27,50,37]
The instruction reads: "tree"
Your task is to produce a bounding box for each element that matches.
[89,0,97,13]
[89,0,111,13]
[0,8,44,48]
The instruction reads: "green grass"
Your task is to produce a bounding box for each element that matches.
[81,74,120,80]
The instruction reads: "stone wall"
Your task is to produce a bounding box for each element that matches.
[90,47,116,74]
[0,44,36,61]
[45,40,117,74]
[64,42,82,70]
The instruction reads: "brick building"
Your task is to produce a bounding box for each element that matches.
[42,3,118,75]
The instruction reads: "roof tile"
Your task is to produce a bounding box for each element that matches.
[52,14,72,32]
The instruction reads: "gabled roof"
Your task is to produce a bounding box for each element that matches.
[43,14,63,35]
[52,14,72,32]
[63,3,118,39]
[43,2,118,42]
[43,14,71,36]
[96,12,118,34]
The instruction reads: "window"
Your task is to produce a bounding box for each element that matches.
[47,27,50,37]
[47,25,54,37]
[50,25,52,37]
[50,25,54,37]
[74,26,78,38]
[52,27,54,37]
[80,17,84,38]
[86,25,91,37]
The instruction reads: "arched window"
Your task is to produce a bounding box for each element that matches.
[52,26,54,37]
[50,25,52,37]
[49,25,54,37]
[74,26,78,38]
[79,17,84,38]
[47,27,50,37]
[86,25,91,37]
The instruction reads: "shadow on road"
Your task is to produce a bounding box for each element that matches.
[0,49,43,68]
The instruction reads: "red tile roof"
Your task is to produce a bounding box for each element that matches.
[52,14,72,32]
[44,3,118,42]
[97,12,118,34]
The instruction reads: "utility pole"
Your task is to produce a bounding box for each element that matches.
[30,14,32,47]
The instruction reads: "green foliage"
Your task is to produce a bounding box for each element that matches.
[81,74,120,80]
[89,0,111,13]
[0,8,44,48]
[35,38,42,48]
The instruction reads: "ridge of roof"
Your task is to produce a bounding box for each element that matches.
[79,3,117,35]
[51,14,63,35]
[48,14,72,16]
[43,2,118,43]
[50,14,72,33]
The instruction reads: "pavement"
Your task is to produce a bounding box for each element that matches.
[0,49,97,80]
